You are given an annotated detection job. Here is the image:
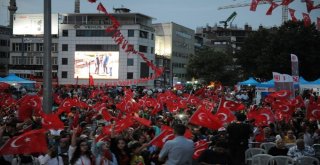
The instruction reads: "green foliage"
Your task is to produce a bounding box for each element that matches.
[236,21,320,81]
[186,48,238,85]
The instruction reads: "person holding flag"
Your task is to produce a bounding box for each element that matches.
[158,124,194,165]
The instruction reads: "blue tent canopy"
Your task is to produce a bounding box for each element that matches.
[256,77,312,88]
[299,77,311,85]
[238,77,260,86]
[1,74,35,84]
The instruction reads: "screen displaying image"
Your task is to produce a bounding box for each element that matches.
[74,51,119,79]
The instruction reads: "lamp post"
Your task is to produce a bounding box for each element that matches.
[43,0,52,114]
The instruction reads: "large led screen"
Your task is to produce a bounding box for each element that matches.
[13,14,58,35]
[74,51,119,79]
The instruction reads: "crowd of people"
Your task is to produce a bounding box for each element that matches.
[0,84,319,165]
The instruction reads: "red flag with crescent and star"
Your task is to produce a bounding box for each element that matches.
[189,106,222,130]
[193,140,209,159]
[0,129,47,155]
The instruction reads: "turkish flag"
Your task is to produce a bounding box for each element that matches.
[305,0,315,13]
[56,98,80,115]
[150,101,163,115]
[302,13,312,27]
[160,125,193,139]
[216,107,236,124]
[0,82,10,91]
[269,90,291,99]
[103,118,134,135]
[0,129,47,155]
[132,116,151,127]
[193,140,209,159]
[266,2,280,15]
[116,97,139,113]
[89,75,94,86]
[53,93,63,105]
[272,101,294,115]
[288,8,298,22]
[149,130,175,148]
[88,0,96,3]
[189,106,222,130]
[250,0,260,11]
[17,95,42,121]
[291,95,305,108]
[0,96,16,109]
[221,99,245,111]
[306,102,320,120]
[174,84,184,90]
[281,0,293,6]
[97,2,107,13]
[41,113,65,130]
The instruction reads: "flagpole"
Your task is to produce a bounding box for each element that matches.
[43,0,52,114]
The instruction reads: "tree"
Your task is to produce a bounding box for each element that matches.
[186,48,238,85]
[236,21,320,81]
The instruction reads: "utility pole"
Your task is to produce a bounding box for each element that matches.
[43,0,52,114]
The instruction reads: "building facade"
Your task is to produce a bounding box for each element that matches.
[58,11,155,86]
[8,10,156,87]
[153,22,195,84]
[195,24,253,54]
[0,26,11,77]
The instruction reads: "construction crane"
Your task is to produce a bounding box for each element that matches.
[218,0,288,24]
[219,11,237,28]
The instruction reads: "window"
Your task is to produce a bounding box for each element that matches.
[61,71,68,78]
[139,30,148,39]
[62,58,68,65]
[151,33,154,40]
[128,30,134,37]
[139,45,147,53]
[151,47,154,54]
[0,40,9,46]
[12,43,21,51]
[62,44,68,51]
[127,72,133,79]
[36,57,43,65]
[52,43,58,52]
[24,43,32,52]
[36,43,43,52]
[140,62,149,78]
[25,57,33,65]
[127,58,134,66]
[52,57,58,65]
[62,30,68,37]
[75,44,119,51]
[76,30,114,37]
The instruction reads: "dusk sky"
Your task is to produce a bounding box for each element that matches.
[0,0,319,30]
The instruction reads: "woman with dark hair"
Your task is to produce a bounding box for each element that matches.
[38,145,64,165]
[110,132,131,165]
[69,126,94,165]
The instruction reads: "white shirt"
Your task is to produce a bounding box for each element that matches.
[38,154,64,165]
[159,136,194,165]
[68,146,92,165]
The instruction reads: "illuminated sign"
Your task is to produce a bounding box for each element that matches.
[74,51,119,79]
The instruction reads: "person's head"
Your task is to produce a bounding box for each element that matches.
[287,130,295,139]
[48,145,58,158]
[70,140,92,165]
[275,138,285,149]
[116,138,127,150]
[235,113,246,122]
[129,142,142,155]
[263,127,272,136]
[96,141,108,155]
[296,139,305,150]
[174,124,186,136]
